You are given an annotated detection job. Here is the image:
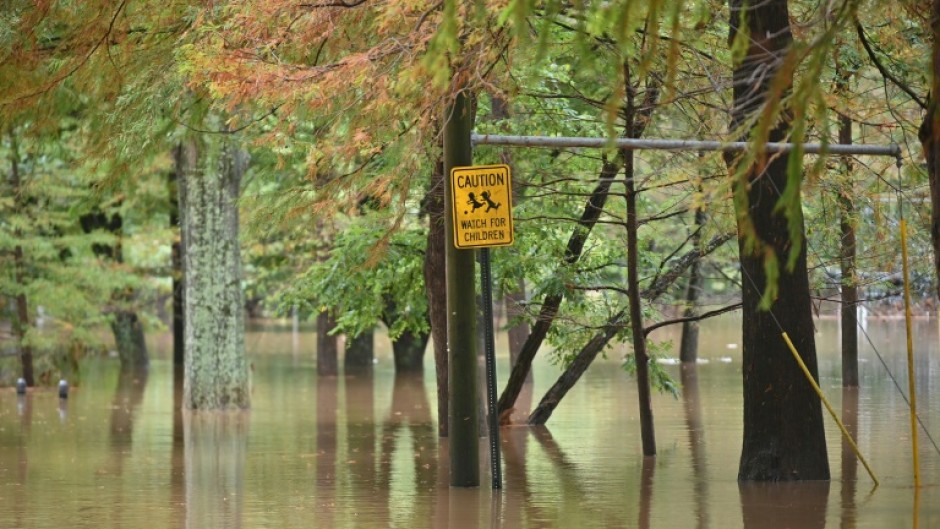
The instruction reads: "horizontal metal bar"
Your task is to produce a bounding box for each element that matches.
[471,134,901,157]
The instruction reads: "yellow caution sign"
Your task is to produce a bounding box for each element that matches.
[450,164,514,249]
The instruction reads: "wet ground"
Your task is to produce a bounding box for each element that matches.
[1,315,939,528]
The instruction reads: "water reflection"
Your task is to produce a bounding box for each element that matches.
[681,364,709,529]
[740,482,830,529]
[183,411,248,529]
[841,386,859,529]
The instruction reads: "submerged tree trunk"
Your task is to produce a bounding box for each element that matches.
[178,137,250,410]
[345,329,374,372]
[169,147,185,374]
[80,208,149,370]
[424,157,449,436]
[624,63,656,457]
[679,187,707,364]
[317,310,339,376]
[729,0,829,481]
[920,0,940,303]
[9,131,34,387]
[392,328,428,372]
[839,115,859,387]
[111,310,148,371]
[497,159,620,416]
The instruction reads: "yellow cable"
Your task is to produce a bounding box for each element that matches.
[781,332,879,487]
[900,218,921,488]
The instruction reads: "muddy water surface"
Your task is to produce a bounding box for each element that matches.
[1,315,939,528]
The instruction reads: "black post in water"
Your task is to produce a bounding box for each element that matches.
[480,248,503,489]
[444,90,480,487]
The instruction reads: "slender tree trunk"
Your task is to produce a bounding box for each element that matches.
[316,310,339,376]
[344,329,374,372]
[170,147,185,375]
[9,130,34,387]
[111,310,148,371]
[729,0,829,481]
[920,0,940,303]
[497,159,620,416]
[424,157,449,437]
[13,245,34,386]
[839,115,859,387]
[623,63,655,456]
[679,187,706,364]
[178,137,250,410]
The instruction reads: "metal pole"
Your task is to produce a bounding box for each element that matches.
[480,248,503,489]
[471,134,901,157]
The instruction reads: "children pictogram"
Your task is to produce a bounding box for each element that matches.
[481,191,500,212]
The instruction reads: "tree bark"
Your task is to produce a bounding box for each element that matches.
[729,0,829,481]
[316,310,339,376]
[624,62,656,457]
[170,146,185,374]
[178,137,250,410]
[920,0,940,303]
[344,329,374,372]
[839,114,859,387]
[497,159,620,416]
[424,157,449,437]
[392,328,429,372]
[679,186,707,364]
[111,310,148,371]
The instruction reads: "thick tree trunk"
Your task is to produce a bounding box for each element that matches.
[392,328,429,372]
[729,0,829,481]
[178,137,250,410]
[424,157,449,437]
[316,310,339,376]
[111,310,148,371]
[920,0,940,303]
[839,115,859,387]
[497,159,620,416]
[679,194,707,364]
[344,329,374,372]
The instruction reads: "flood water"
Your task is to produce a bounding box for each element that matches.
[1,315,939,528]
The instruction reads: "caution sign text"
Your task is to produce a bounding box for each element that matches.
[450,164,514,249]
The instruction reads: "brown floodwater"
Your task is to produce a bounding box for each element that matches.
[1,315,939,528]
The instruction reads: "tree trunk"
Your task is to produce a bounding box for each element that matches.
[839,115,859,387]
[497,159,620,416]
[344,329,374,372]
[624,64,656,457]
[111,310,148,371]
[729,0,829,481]
[680,188,707,364]
[920,0,940,303]
[424,157,449,437]
[392,328,428,372]
[80,209,150,371]
[9,131,34,387]
[178,137,250,410]
[170,146,185,374]
[316,310,339,376]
